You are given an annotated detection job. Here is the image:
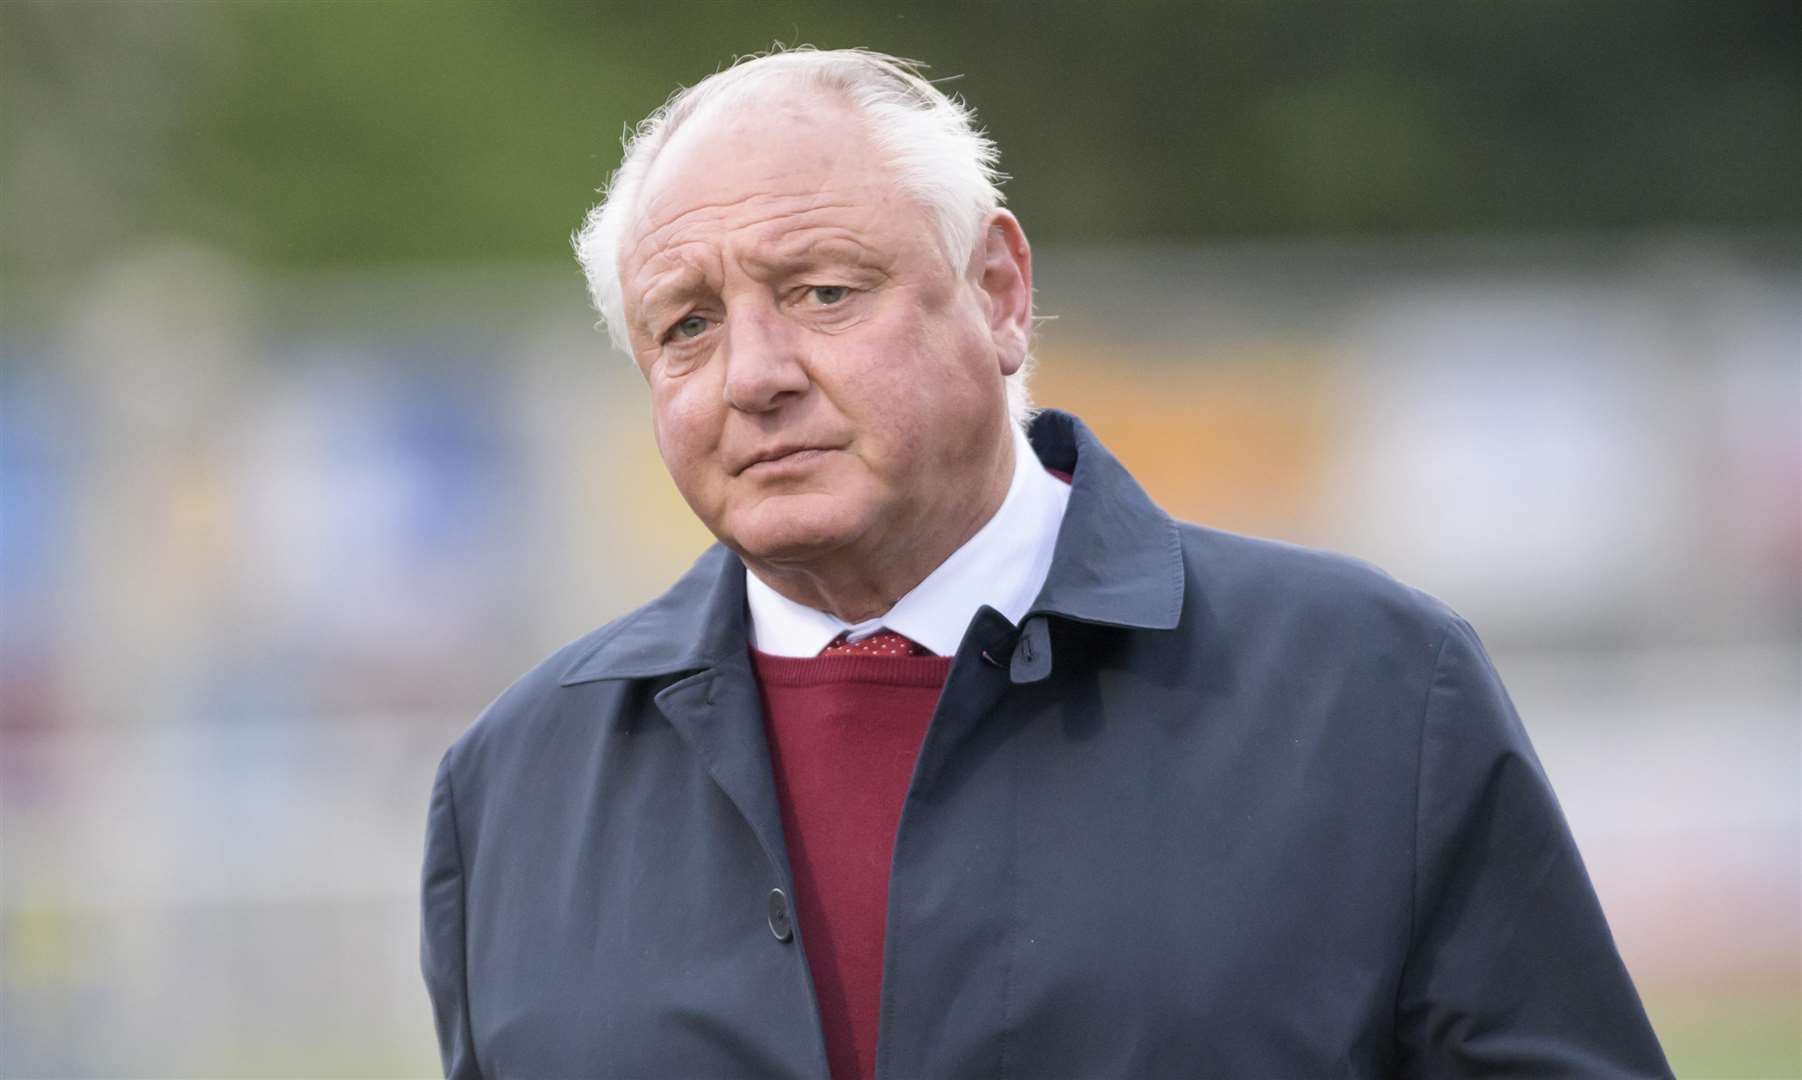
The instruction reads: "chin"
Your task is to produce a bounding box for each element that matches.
[730,525,855,566]
[723,495,867,566]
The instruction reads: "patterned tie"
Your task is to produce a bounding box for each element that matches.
[820,629,933,657]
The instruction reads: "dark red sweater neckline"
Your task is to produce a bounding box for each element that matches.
[750,648,954,686]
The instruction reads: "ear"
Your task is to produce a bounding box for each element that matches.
[972,210,1033,376]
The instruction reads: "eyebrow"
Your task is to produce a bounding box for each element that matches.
[636,269,711,331]
[742,235,883,277]
[633,233,887,332]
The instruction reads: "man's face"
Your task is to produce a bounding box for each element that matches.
[619,97,1026,574]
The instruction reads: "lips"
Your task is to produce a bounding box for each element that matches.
[736,445,835,475]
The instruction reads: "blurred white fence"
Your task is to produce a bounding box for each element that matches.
[2,234,1797,1076]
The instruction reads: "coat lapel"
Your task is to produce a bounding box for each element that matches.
[547,409,1185,877]
[652,654,793,882]
[558,545,794,882]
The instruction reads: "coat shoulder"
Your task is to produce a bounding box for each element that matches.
[437,619,622,775]
[441,543,737,778]
[1174,521,1463,644]
[436,584,684,787]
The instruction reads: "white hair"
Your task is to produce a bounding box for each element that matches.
[571,46,1036,428]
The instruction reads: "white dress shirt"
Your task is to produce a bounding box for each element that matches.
[746,423,1072,657]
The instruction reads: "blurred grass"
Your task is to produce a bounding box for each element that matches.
[1645,982,1802,1079]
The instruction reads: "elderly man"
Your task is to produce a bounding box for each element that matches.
[421,48,1669,1080]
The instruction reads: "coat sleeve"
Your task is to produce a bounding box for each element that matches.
[1395,617,1671,1079]
[421,748,484,1079]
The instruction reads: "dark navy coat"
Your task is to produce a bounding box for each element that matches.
[422,410,1670,1079]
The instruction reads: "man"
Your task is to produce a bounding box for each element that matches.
[422,48,1670,1079]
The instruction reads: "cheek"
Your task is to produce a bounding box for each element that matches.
[651,381,722,486]
[905,317,998,414]
[843,311,993,439]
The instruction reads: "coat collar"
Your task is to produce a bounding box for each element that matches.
[1022,408,1184,632]
[558,409,1183,686]
[558,544,748,685]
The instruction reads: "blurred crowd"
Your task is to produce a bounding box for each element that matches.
[1,235,1797,1074]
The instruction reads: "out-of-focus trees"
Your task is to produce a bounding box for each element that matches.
[3,0,1798,304]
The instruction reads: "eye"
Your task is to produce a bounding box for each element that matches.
[670,314,710,340]
[807,286,850,306]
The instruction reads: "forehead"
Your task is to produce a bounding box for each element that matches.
[622,96,923,286]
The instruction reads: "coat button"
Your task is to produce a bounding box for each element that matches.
[767,887,794,942]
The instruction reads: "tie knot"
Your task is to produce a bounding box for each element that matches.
[820,629,932,657]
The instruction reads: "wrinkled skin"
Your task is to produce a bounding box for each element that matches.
[619,95,1034,622]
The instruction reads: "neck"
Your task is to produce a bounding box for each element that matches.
[744,427,1018,623]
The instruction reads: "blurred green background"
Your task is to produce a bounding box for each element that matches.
[6,1,1799,291]
[2,3,1798,1077]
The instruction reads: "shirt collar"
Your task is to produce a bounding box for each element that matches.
[744,422,1072,657]
[559,410,1183,686]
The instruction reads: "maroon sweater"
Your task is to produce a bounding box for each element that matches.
[752,649,954,1080]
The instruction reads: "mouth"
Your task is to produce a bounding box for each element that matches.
[738,446,835,476]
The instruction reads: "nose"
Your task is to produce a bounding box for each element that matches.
[720,304,809,413]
